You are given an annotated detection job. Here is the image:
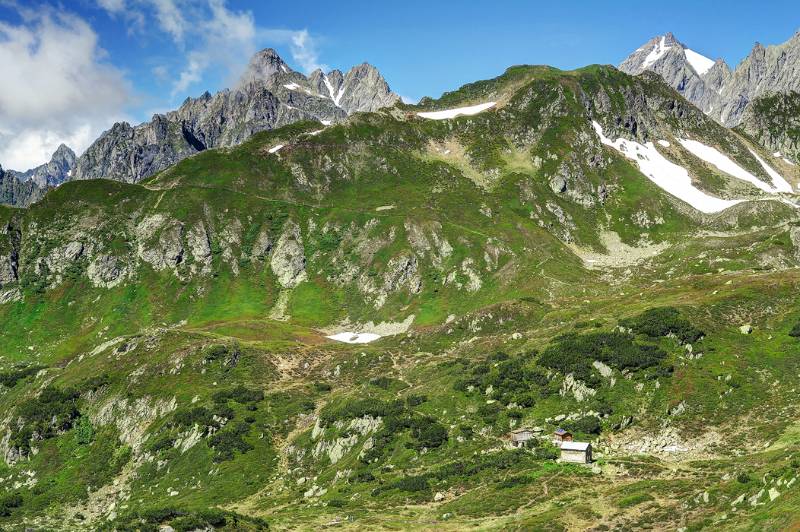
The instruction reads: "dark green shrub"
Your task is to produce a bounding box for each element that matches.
[74,416,94,445]
[405,394,428,407]
[477,402,503,423]
[789,322,800,337]
[0,492,23,516]
[737,472,751,484]
[0,365,44,388]
[313,382,332,392]
[148,434,176,453]
[173,407,217,429]
[209,422,253,461]
[539,332,667,382]
[458,425,474,440]
[620,307,703,344]
[212,386,264,404]
[565,416,601,435]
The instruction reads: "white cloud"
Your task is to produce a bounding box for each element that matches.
[97,0,328,97]
[0,8,131,170]
[289,29,327,73]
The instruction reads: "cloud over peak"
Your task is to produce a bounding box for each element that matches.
[0,7,131,170]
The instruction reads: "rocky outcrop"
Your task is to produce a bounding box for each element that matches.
[0,166,45,207]
[135,215,185,271]
[738,91,800,163]
[621,31,800,127]
[68,49,398,186]
[87,255,128,288]
[619,33,722,114]
[270,220,307,288]
[8,144,76,188]
[309,63,400,115]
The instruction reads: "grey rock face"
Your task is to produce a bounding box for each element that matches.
[270,220,307,288]
[135,215,185,271]
[716,34,800,126]
[188,222,213,274]
[69,49,399,186]
[739,91,800,163]
[620,31,800,127]
[9,144,76,188]
[309,63,400,115]
[0,165,45,207]
[0,253,17,286]
[619,33,723,115]
[87,255,127,288]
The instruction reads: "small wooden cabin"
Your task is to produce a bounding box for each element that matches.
[510,428,535,448]
[560,441,592,463]
[552,428,573,444]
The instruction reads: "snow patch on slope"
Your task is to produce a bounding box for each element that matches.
[678,139,777,193]
[592,121,741,213]
[643,37,670,68]
[417,102,496,120]
[323,75,345,107]
[684,48,715,75]
[268,144,284,154]
[326,332,381,344]
[748,149,793,192]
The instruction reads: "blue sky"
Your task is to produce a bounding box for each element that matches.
[1,0,798,170]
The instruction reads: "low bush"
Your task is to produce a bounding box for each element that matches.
[0,492,23,517]
[212,386,264,404]
[620,307,703,344]
[0,365,44,388]
[539,332,667,383]
[10,386,80,453]
[209,422,253,461]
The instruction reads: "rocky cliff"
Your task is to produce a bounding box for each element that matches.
[8,144,76,188]
[71,49,398,184]
[620,31,800,127]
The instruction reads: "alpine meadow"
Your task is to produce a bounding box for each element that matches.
[3,2,800,530]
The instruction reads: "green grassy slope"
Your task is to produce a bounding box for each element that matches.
[1,65,800,530]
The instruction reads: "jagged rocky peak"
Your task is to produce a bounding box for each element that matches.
[307,62,399,114]
[622,29,800,127]
[239,48,293,85]
[7,143,77,189]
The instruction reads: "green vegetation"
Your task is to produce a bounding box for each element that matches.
[0,62,799,530]
[620,306,704,344]
[539,331,669,383]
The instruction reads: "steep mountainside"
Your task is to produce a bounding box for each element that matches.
[71,49,399,185]
[1,65,800,530]
[739,91,800,165]
[0,49,399,206]
[7,145,76,188]
[619,32,727,115]
[621,31,800,127]
[0,167,45,208]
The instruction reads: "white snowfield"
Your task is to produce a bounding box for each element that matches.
[684,48,715,75]
[678,139,789,193]
[592,121,741,214]
[326,332,382,344]
[643,37,669,68]
[748,149,793,192]
[268,144,284,154]
[322,75,345,107]
[417,102,496,120]
[283,83,301,90]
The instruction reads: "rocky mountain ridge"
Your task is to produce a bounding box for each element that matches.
[7,144,76,188]
[620,30,800,128]
[1,49,399,202]
[1,62,800,531]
